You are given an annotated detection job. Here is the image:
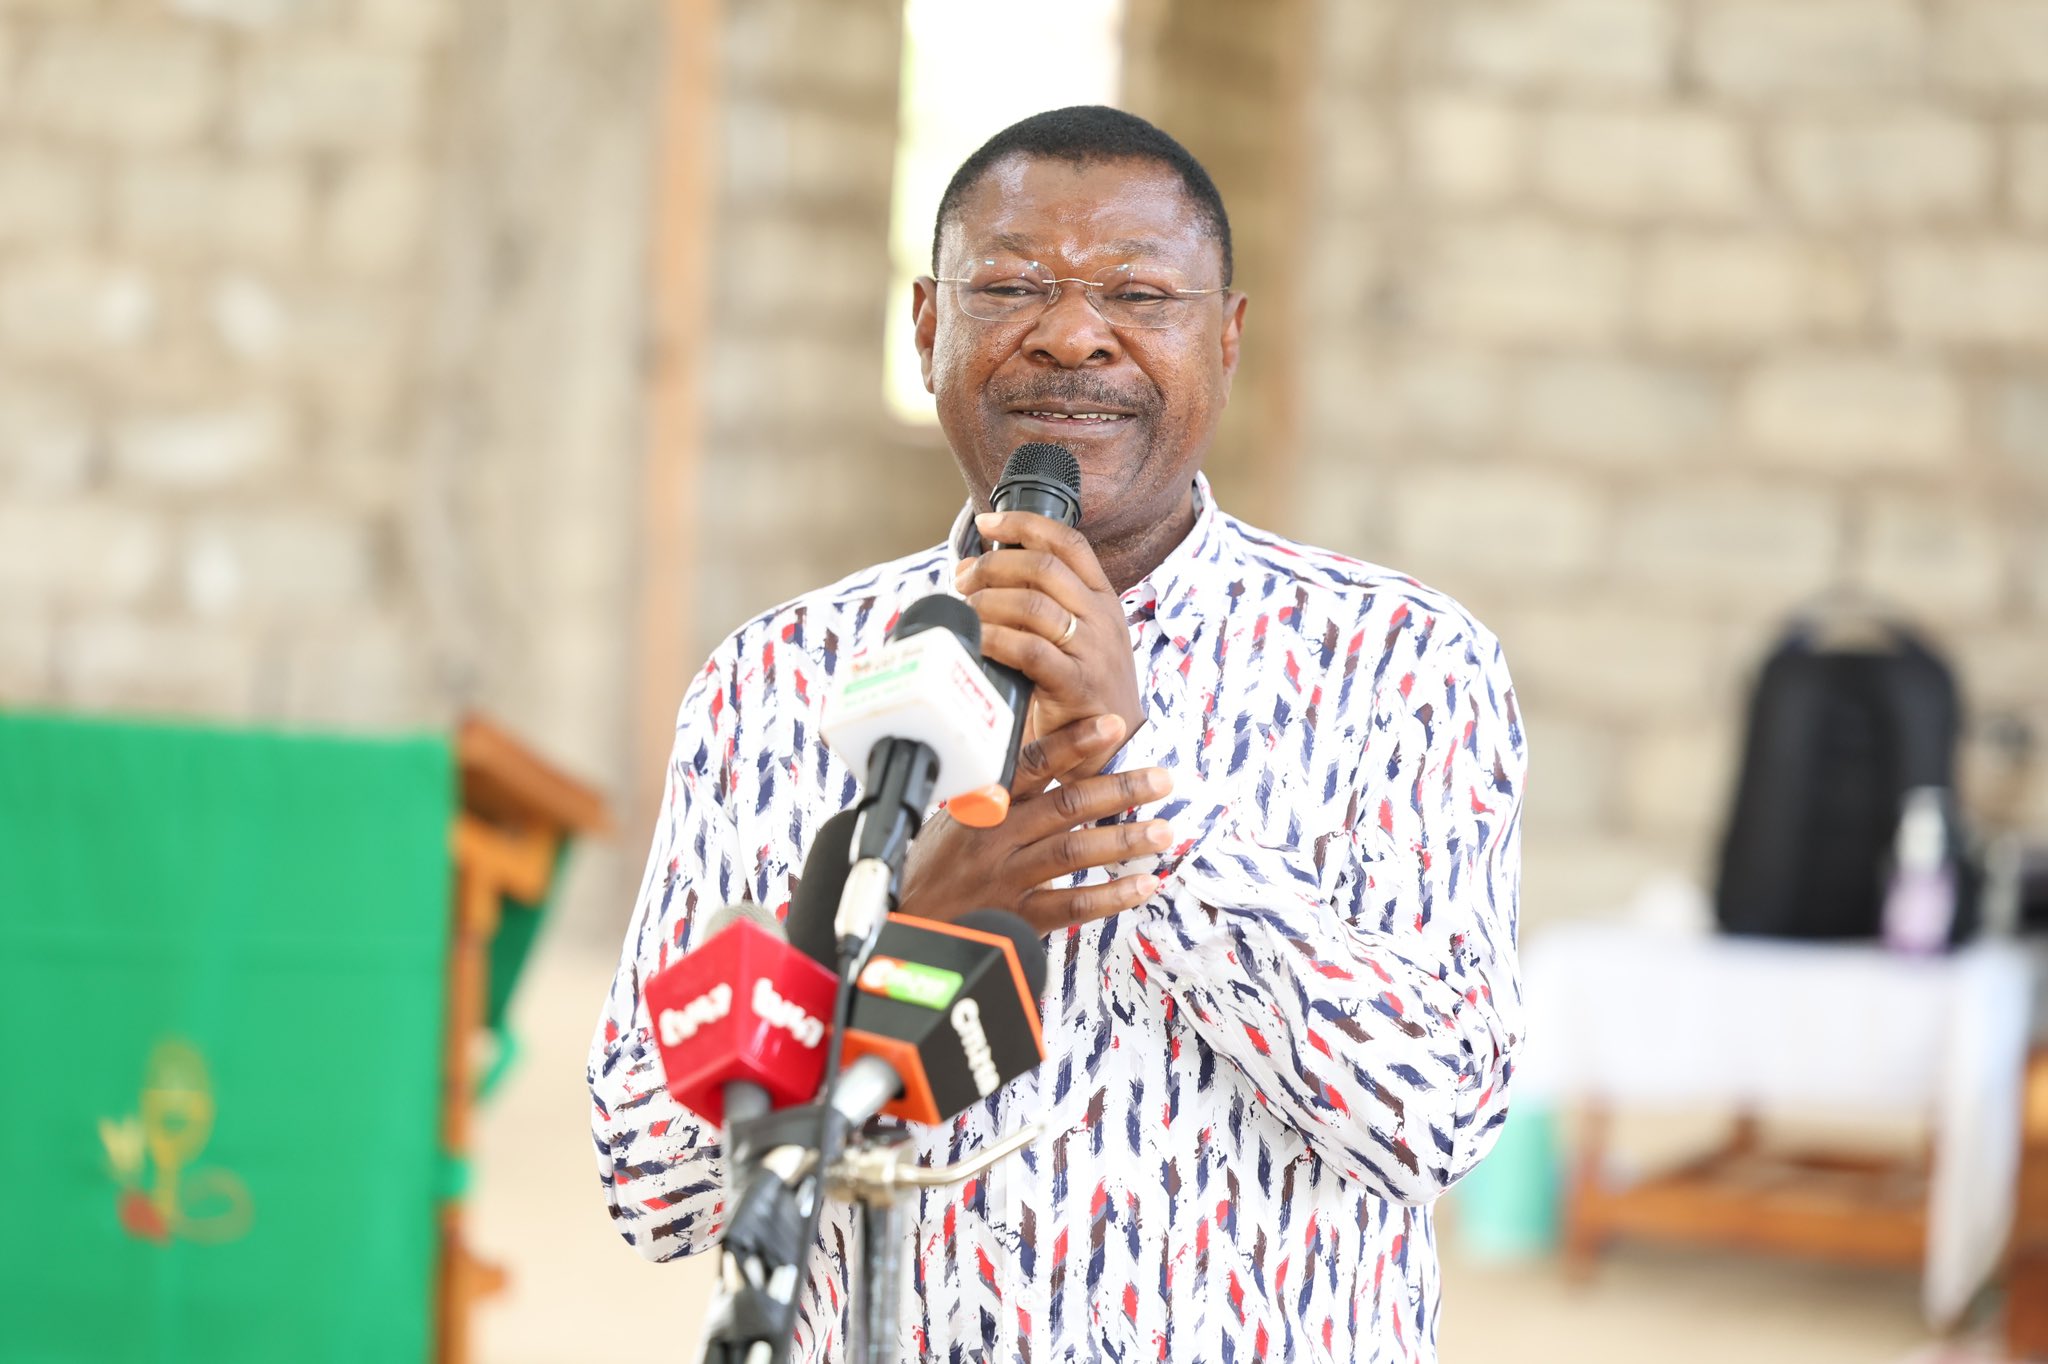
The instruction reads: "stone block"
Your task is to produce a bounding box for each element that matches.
[2024,518,2048,617]
[113,154,312,264]
[1517,709,1617,833]
[1738,353,1964,470]
[1612,483,1841,610]
[207,272,291,362]
[1533,107,1755,220]
[55,615,259,717]
[0,254,157,357]
[1996,379,2048,486]
[1694,0,1923,99]
[1934,0,2048,97]
[233,42,426,150]
[1953,629,2048,713]
[180,507,379,616]
[1312,88,1393,209]
[322,154,429,277]
[1621,718,1740,839]
[0,502,169,607]
[1411,217,1633,345]
[1384,463,1607,588]
[1431,0,1676,92]
[722,96,899,211]
[0,614,52,701]
[19,21,221,146]
[1885,240,2048,346]
[351,0,457,49]
[281,613,429,727]
[1854,496,2009,623]
[1404,93,1523,206]
[1642,231,1869,345]
[0,380,94,492]
[0,144,96,246]
[1386,347,1507,449]
[1770,112,1992,224]
[1493,602,1737,718]
[1318,0,1400,77]
[2013,122,2048,227]
[724,205,896,328]
[1513,356,1723,465]
[110,399,294,490]
[171,0,339,26]
[726,0,902,98]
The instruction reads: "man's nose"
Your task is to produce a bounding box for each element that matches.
[1021,282,1120,368]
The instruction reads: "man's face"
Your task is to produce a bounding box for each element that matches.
[912,155,1246,551]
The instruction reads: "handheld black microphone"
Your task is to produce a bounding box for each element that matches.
[980,443,1083,800]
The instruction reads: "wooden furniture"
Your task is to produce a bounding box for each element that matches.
[1564,1110,1930,1277]
[436,715,611,1364]
[2011,1045,2048,1360]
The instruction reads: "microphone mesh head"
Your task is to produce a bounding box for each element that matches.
[703,900,786,942]
[999,443,1081,498]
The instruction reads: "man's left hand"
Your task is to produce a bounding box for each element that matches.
[956,509,1144,779]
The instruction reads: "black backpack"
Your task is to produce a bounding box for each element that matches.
[1713,620,1977,944]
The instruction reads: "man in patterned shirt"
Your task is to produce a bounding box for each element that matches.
[592,106,1525,1364]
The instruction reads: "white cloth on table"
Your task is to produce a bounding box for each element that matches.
[1518,918,2034,1327]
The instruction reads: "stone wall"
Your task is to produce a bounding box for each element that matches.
[0,0,664,933]
[1292,0,2048,925]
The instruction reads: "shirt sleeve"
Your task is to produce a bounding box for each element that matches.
[587,636,751,1261]
[1134,613,1525,1205]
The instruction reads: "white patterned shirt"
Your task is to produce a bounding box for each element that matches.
[590,474,1526,1364]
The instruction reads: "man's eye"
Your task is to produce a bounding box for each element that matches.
[976,281,1044,298]
[1110,288,1171,305]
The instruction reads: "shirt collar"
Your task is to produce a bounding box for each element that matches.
[946,472,1230,628]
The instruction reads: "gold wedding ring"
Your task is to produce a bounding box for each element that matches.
[1055,612,1079,648]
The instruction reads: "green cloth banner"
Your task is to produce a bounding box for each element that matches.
[0,713,454,1363]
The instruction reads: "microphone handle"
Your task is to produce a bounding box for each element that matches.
[982,484,1077,790]
[721,1080,772,1153]
[981,661,1032,790]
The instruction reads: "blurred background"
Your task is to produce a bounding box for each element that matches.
[2,0,2047,1361]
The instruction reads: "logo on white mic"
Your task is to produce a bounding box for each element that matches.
[656,978,824,1051]
[950,997,1002,1096]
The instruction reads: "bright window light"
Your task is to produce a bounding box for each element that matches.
[884,0,1126,425]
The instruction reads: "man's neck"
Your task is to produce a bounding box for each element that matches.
[1090,487,1200,597]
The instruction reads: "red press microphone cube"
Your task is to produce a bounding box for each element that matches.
[642,917,839,1127]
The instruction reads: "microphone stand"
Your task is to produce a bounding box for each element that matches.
[832,1124,1042,1364]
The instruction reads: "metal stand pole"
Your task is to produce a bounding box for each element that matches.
[831,1125,1041,1364]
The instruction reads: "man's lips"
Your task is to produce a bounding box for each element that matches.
[1005,402,1138,425]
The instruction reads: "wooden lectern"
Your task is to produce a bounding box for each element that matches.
[437,716,611,1364]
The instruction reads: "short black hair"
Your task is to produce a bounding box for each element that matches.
[931,105,1233,286]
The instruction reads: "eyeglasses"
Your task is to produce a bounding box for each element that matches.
[933,258,1227,330]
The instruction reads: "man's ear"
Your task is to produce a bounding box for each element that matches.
[912,276,939,393]
[1218,291,1247,397]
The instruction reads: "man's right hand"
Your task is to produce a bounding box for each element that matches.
[897,714,1174,936]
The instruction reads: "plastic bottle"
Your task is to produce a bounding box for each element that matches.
[1881,786,1956,954]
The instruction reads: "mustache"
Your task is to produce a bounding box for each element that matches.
[988,373,1159,417]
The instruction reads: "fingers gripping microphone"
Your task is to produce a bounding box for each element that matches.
[832,908,1049,1126]
[819,596,1012,954]
[642,903,839,1127]
[977,443,1085,816]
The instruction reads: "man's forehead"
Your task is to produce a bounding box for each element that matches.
[942,155,1216,270]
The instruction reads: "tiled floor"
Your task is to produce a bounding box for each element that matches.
[471,936,1995,1364]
